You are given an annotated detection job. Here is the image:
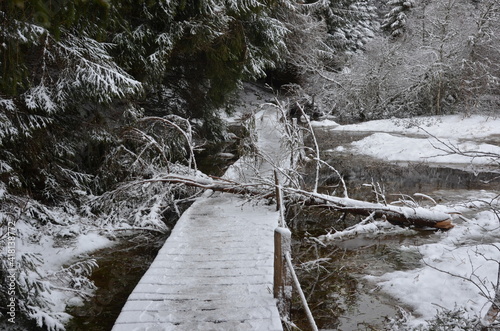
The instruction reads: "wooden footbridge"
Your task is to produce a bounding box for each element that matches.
[111,191,283,330]
[111,101,315,330]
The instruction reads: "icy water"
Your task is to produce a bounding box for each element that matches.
[65,232,168,331]
[288,128,500,330]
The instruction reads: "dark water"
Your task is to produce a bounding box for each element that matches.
[195,137,240,177]
[288,128,500,330]
[304,130,499,199]
[65,232,168,331]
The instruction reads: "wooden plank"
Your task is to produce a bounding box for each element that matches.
[121,298,278,311]
[143,266,273,277]
[114,306,278,323]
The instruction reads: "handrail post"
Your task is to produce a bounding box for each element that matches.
[274,169,281,212]
[274,227,292,318]
[274,169,286,227]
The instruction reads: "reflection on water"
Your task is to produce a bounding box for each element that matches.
[288,128,500,330]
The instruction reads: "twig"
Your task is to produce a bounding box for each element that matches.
[297,102,321,193]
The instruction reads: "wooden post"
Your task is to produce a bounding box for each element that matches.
[274,169,281,212]
[274,227,292,318]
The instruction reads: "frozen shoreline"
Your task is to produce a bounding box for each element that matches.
[313,114,500,172]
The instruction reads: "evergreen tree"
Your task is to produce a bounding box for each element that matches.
[110,0,289,138]
[0,0,142,199]
[319,0,378,55]
[0,1,294,327]
[381,0,414,37]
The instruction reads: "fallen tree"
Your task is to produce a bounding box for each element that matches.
[118,173,454,229]
[284,187,454,229]
[93,102,454,230]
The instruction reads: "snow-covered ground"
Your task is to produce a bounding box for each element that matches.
[313,114,500,328]
[313,114,500,170]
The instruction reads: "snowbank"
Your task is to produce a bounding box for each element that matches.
[320,114,500,168]
[333,115,500,139]
[349,132,500,165]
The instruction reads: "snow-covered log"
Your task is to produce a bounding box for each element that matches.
[286,188,454,229]
[140,175,454,229]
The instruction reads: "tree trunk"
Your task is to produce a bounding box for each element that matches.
[285,187,454,229]
[138,175,454,229]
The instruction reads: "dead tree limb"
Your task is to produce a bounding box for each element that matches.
[283,187,454,229]
[136,174,454,229]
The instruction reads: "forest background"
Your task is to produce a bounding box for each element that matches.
[1,0,499,329]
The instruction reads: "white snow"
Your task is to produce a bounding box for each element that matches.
[311,118,340,127]
[8,212,115,326]
[366,209,500,328]
[328,115,500,169]
[315,114,500,327]
[334,115,500,139]
[350,132,500,165]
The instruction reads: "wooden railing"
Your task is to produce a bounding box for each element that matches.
[273,170,318,331]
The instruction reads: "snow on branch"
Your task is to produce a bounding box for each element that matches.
[24,84,58,114]
[139,115,198,171]
[56,34,143,104]
[0,98,19,143]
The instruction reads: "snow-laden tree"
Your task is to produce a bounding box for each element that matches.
[318,0,378,56]
[110,0,290,139]
[0,0,298,328]
[1,0,294,197]
[264,0,380,119]
[319,0,500,121]
[0,4,143,195]
[381,0,414,37]
[398,0,500,115]
[459,0,500,114]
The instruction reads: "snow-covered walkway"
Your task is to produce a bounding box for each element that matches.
[111,191,282,330]
[112,86,286,330]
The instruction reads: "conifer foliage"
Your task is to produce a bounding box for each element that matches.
[381,0,414,37]
[0,0,293,328]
